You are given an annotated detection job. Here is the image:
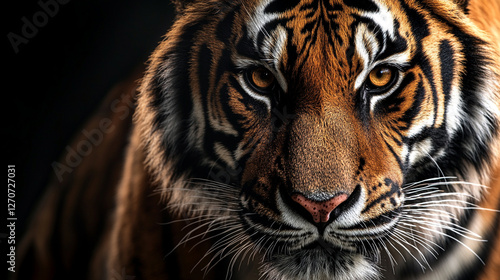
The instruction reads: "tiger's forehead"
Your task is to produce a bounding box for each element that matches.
[244,0,404,66]
[254,0,397,36]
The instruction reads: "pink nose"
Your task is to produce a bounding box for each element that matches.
[291,193,348,223]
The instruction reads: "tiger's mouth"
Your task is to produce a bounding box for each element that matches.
[260,237,382,280]
[270,243,350,263]
[239,191,402,279]
[287,238,356,261]
[302,237,347,254]
[264,229,386,259]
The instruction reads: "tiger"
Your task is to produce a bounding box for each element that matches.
[15,0,500,279]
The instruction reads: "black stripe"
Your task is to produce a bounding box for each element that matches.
[264,0,302,14]
[354,86,371,130]
[162,20,209,174]
[323,1,343,47]
[340,207,400,230]
[399,75,423,130]
[362,178,401,214]
[344,0,378,12]
[149,20,208,134]
[426,7,498,175]
[377,20,409,61]
[236,25,261,60]
[385,138,404,171]
[382,3,437,149]
[438,40,454,98]
[198,44,213,99]
[215,6,239,44]
[345,45,355,68]
[402,2,430,40]
[413,51,440,128]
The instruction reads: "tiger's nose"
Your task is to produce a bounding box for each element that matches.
[291,193,348,224]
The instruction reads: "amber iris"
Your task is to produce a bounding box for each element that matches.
[251,67,275,91]
[368,66,394,88]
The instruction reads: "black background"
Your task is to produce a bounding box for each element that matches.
[5,0,176,242]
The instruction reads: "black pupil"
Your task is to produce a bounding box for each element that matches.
[252,68,274,90]
[259,70,272,83]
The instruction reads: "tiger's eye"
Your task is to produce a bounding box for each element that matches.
[251,67,275,91]
[368,66,394,88]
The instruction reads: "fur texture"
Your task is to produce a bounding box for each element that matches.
[16,0,500,279]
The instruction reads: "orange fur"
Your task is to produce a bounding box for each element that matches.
[14,1,500,280]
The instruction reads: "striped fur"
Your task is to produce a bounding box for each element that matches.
[16,0,500,280]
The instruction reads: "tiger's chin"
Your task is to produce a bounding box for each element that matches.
[260,249,380,280]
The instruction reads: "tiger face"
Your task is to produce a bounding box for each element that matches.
[137,0,499,279]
